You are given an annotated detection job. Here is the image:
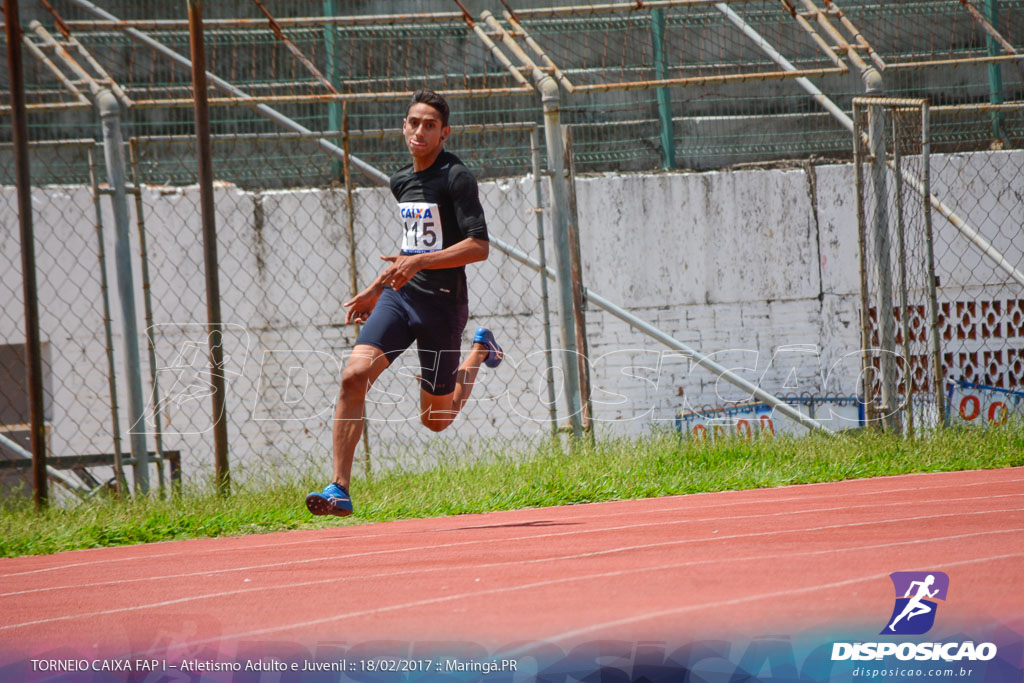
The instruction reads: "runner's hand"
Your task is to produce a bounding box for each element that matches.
[343,287,381,325]
[379,253,422,291]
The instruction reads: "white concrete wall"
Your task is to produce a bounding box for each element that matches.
[2,149,1022,482]
[572,164,862,429]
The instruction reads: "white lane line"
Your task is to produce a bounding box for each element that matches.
[4,491,1019,598]
[3,505,1021,633]
[138,544,1024,657]
[521,551,1024,651]
[0,524,449,579]
[2,471,1021,579]
[3,491,1021,597]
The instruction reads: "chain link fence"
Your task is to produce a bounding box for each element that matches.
[0,141,125,500]
[3,0,1024,496]
[855,99,1024,434]
[119,124,560,485]
[2,125,562,491]
[930,104,1024,427]
[854,98,941,433]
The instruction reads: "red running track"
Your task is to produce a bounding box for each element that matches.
[1,467,1022,666]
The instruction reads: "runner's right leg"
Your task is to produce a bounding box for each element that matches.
[310,289,414,516]
[332,344,390,489]
[308,344,391,517]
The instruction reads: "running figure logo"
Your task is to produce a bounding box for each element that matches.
[882,571,949,635]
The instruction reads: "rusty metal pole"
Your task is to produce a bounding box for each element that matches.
[187,0,231,494]
[853,101,877,428]
[562,127,594,443]
[5,0,49,509]
[539,78,585,443]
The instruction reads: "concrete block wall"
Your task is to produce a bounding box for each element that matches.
[571,164,852,431]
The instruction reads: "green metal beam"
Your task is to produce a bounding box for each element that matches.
[650,9,676,170]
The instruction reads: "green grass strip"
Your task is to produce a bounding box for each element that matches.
[1,423,1021,559]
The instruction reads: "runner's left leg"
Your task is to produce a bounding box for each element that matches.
[419,343,489,432]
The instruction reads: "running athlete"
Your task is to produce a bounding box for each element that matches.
[306,90,503,517]
[887,574,939,632]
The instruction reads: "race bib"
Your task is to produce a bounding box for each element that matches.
[399,202,443,254]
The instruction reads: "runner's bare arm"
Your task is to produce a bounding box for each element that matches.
[379,237,489,290]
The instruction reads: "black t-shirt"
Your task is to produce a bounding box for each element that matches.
[389,150,488,303]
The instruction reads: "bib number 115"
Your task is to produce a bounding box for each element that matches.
[399,202,442,254]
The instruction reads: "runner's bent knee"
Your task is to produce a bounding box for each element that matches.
[340,365,374,397]
[421,413,451,432]
[420,390,455,431]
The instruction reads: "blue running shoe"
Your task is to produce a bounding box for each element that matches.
[473,327,504,368]
[305,482,353,517]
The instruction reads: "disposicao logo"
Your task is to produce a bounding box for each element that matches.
[882,571,949,635]
[831,570,998,663]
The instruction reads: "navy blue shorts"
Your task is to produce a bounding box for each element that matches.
[355,287,470,396]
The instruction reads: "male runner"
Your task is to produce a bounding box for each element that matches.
[887,574,940,632]
[305,89,503,517]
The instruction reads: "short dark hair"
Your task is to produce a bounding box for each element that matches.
[407,89,450,127]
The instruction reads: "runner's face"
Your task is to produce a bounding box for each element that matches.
[403,102,448,162]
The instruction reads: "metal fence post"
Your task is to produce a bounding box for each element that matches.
[128,140,168,495]
[87,146,127,494]
[867,102,900,433]
[187,0,231,494]
[96,89,150,493]
[530,128,559,439]
[5,0,49,509]
[892,111,914,436]
[853,101,877,428]
[921,102,946,426]
[539,77,584,442]
[563,126,594,442]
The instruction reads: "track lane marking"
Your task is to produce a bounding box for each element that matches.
[524,552,1024,649]
[137,546,1024,656]
[3,508,1021,633]
[2,471,1020,579]
[3,492,1021,596]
